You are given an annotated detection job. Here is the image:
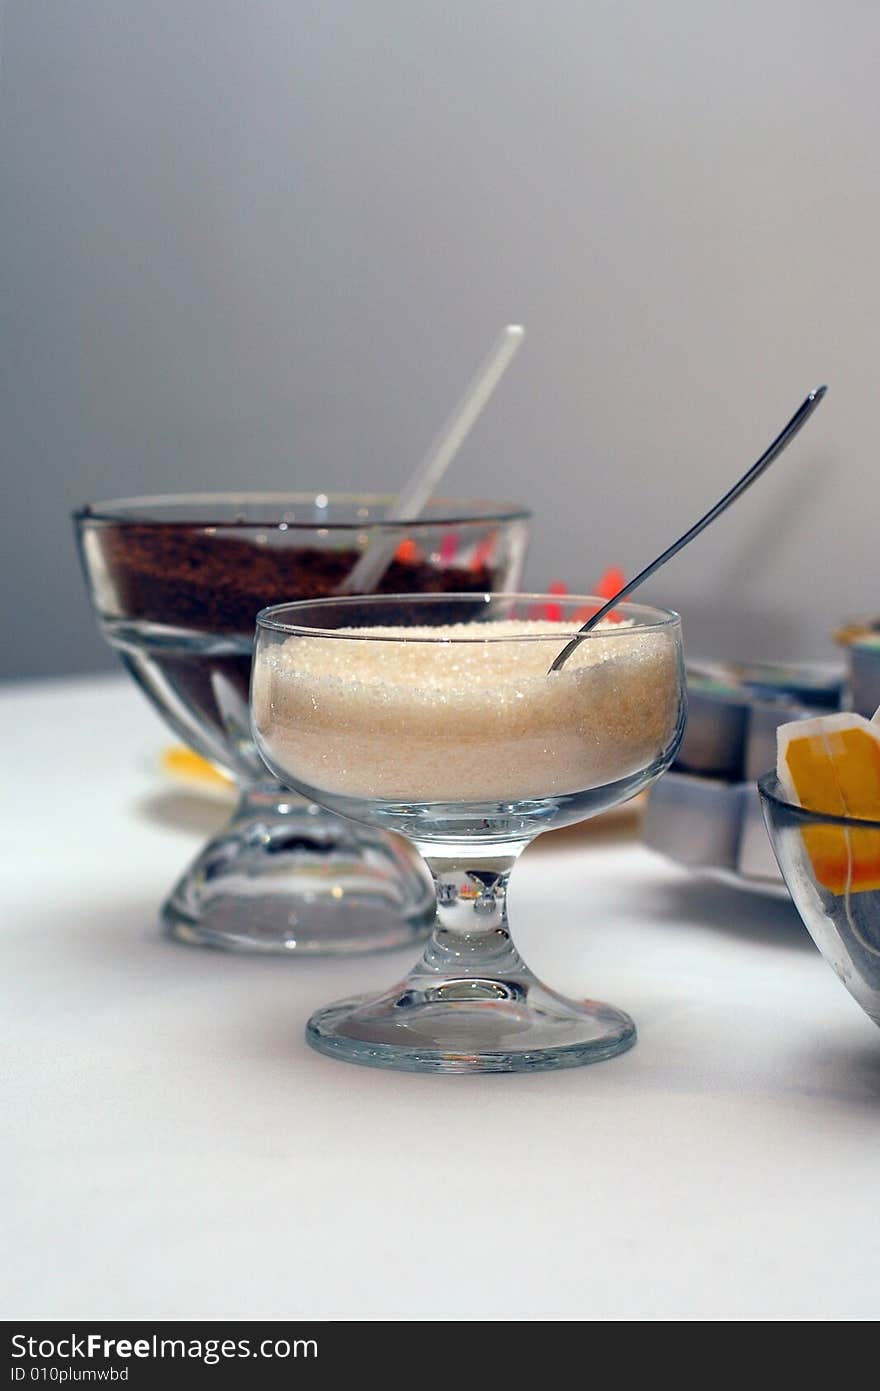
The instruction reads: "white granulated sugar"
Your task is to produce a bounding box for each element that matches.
[253,620,681,803]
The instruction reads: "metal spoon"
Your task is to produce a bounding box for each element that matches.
[548,384,828,673]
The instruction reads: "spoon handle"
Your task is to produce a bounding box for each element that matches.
[549,384,827,673]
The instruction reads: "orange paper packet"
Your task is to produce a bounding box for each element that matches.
[777,712,880,894]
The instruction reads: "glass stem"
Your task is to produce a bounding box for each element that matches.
[415,843,533,983]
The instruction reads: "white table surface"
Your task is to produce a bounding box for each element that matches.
[3,673,879,1322]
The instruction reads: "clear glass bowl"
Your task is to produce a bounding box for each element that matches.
[759,773,880,1026]
[74,493,530,953]
[253,593,686,1072]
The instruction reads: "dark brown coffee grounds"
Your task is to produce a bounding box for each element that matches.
[96,525,496,632]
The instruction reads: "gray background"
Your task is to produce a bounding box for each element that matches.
[2,0,877,681]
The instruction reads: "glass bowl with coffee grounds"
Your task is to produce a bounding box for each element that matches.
[73,494,530,954]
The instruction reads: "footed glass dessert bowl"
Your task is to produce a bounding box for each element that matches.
[253,593,686,1071]
[759,773,880,1026]
[74,494,530,954]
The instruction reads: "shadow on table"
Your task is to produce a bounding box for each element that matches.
[791,1031,880,1104]
[627,873,812,952]
[132,789,231,838]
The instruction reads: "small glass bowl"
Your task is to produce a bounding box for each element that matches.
[74,493,530,954]
[758,773,880,1026]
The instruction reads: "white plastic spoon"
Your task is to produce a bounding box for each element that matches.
[340,324,524,593]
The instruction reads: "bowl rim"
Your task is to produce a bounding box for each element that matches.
[758,770,880,831]
[72,492,531,530]
[256,592,682,641]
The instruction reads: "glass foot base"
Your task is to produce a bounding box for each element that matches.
[306,979,636,1073]
[161,788,434,955]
